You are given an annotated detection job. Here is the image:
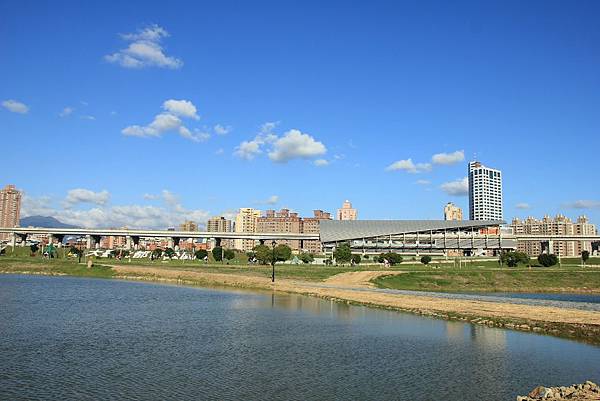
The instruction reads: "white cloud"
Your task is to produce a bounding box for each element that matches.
[123,100,207,142]
[63,189,110,208]
[234,139,262,160]
[260,195,279,205]
[268,129,326,163]
[214,124,231,135]
[215,148,224,155]
[2,99,29,114]
[564,200,600,209]
[59,107,74,117]
[22,189,210,229]
[314,159,329,167]
[440,177,469,196]
[416,179,431,185]
[385,158,432,173]
[162,99,199,119]
[143,193,159,200]
[235,123,326,163]
[515,202,531,210]
[105,24,182,69]
[81,115,96,121]
[432,150,464,165]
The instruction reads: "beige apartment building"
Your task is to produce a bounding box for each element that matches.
[0,184,22,240]
[207,216,233,249]
[444,202,463,221]
[234,208,261,251]
[511,214,597,257]
[179,220,198,232]
[337,200,357,220]
[256,209,302,250]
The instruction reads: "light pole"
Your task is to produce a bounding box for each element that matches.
[271,240,276,282]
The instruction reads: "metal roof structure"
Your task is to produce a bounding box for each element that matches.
[319,220,505,243]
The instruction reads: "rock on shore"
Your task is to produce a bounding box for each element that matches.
[517,381,600,400]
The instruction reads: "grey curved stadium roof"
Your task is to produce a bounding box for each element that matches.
[319,220,505,243]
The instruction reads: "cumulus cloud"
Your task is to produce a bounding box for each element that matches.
[162,99,198,119]
[564,200,600,209]
[234,139,263,160]
[440,177,469,196]
[314,159,329,167]
[268,130,327,162]
[63,189,110,208]
[2,99,29,114]
[105,24,183,69]
[59,107,74,117]
[23,189,209,229]
[432,150,464,165]
[123,99,208,142]
[385,159,432,173]
[515,202,531,210]
[416,179,431,185]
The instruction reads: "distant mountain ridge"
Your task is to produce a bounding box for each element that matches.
[20,216,77,229]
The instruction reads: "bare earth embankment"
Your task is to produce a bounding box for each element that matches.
[110,265,600,345]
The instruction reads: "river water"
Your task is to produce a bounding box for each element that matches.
[1,274,599,401]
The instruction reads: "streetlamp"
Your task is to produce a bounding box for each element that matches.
[271,240,276,282]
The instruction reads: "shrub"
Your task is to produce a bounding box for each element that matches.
[420,255,432,265]
[351,254,361,265]
[537,253,558,267]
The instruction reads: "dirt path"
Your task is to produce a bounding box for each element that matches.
[323,270,405,288]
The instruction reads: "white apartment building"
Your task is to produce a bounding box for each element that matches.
[468,161,503,221]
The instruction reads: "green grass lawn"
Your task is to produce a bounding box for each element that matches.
[373,267,600,293]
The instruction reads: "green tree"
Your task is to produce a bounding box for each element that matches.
[164,247,176,259]
[29,243,39,255]
[351,254,361,265]
[223,249,235,261]
[333,243,352,265]
[379,252,403,266]
[152,248,163,259]
[500,251,530,267]
[274,244,292,262]
[212,246,223,262]
[582,250,590,266]
[538,253,558,267]
[299,252,314,264]
[253,244,271,265]
[194,249,208,260]
[420,255,432,265]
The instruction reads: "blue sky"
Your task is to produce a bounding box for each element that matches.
[1,0,599,228]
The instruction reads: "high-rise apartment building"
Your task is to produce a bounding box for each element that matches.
[511,214,597,256]
[179,220,198,232]
[256,209,302,250]
[0,184,22,240]
[337,200,357,220]
[468,161,503,221]
[234,208,261,251]
[207,216,233,249]
[302,210,332,254]
[444,202,463,221]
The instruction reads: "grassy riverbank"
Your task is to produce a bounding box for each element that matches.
[373,268,600,293]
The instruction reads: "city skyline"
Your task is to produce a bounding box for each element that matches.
[2,1,600,228]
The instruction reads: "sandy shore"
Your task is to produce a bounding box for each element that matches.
[110,265,600,344]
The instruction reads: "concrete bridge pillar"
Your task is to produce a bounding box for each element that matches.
[215,238,222,247]
[548,240,554,255]
[132,236,140,250]
[167,237,174,249]
[18,233,27,247]
[11,232,16,253]
[126,235,132,250]
[48,234,54,246]
[55,235,64,248]
[86,235,92,249]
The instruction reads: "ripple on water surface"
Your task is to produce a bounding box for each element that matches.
[0,274,599,401]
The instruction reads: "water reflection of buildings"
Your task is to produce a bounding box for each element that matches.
[445,321,506,349]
